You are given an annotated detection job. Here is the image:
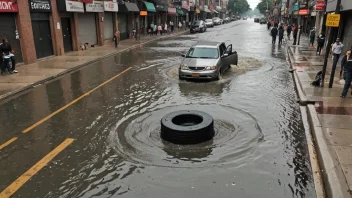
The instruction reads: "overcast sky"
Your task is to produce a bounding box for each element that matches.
[248,0,261,9]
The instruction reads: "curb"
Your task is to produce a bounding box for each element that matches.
[0,31,187,102]
[306,104,351,198]
[286,46,309,105]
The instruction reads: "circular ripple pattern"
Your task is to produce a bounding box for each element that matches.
[109,104,264,168]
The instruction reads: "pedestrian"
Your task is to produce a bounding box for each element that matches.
[287,24,292,40]
[158,24,162,35]
[0,38,17,74]
[153,23,157,35]
[183,20,186,30]
[178,21,182,30]
[340,55,352,98]
[331,38,344,76]
[316,33,325,55]
[293,25,300,45]
[132,28,137,40]
[164,22,168,34]
[170,21,174,33]
[150,22,154,36]
[267,21,271,30]
[114,30,120,48]
[278,25,284,45]
[271,24,278,44]
[340,50,351,80]
[309,27,316,47]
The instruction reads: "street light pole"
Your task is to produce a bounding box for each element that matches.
[321,0,342,88]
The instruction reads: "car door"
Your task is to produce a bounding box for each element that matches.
[226,44,238,65]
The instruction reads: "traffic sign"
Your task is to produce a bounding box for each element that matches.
[326,13,340,27]
[316,0,325,11]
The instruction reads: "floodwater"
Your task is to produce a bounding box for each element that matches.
[0,20,316,198]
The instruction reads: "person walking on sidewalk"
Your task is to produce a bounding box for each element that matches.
[0,38,17,73]
[114,30,120,48]
[340,50,351,80]
[293,25,299,45]
[331,38,344,71]
[278,25,284,45]
[316,33,325,55]
[287,24,292,40]
[271,24,278,44]
[309,27,316,46]
[340,55,352,97]
[170,21,174,33]
[164,22,168,34]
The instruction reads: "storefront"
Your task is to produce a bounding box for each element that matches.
[144,2,156,27]
[57,0,85,52]
[204,5,211,19]
[156,4,168,24]
[181,0,189,22]
[77,1,99,47]
[123,2,139,36]
[167,6,176,25]
[0,0,22,62]
[29,0,54,59]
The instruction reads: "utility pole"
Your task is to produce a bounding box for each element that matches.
[321,0,342,88]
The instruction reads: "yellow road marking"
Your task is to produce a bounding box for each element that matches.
[22,67,132,133]
[0,137,18,151]
[0,138,74,198]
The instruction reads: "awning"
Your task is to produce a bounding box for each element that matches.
[168,7,176,15]
[204,8,211,13]
[155,4,168,12]
[124,2,139,12]
[176,8,184,15]
[216,6,221,11]
[144,2,156,12]
[213,10,218,13]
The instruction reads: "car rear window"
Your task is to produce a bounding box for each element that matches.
[186,47,219,59]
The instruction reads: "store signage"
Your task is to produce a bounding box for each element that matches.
[298,9,308,15]
[86,0,104,12]
[316,0,325,11]
[293,4,299,11]
[140,10,147,16]
[66,0,84,12]
[104,1,118,12]
[273,7,279,15]
[29,0,51,12]
[79,0,93,2]
[195,8,200,13]
[182,0,189,10]
[0,0,18,12]
[326,13,340,27]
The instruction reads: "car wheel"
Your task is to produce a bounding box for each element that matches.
[160,110,215,144]
[179,75,184,80]
[215,69,221,80]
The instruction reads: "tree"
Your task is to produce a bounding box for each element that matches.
[228,0,250,15]
[256,0,282,15]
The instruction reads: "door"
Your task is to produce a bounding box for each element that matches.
[0,13,23,62]
[78,13,97,46]
[118,13,128,40]
[225,44,237,65]
[104,12,114,40]
[61,17,73,52]
[32,20,53,59]
[219,43,227,68]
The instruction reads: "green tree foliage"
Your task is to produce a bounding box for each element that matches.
[227,0,250,14]
[256,0,282,15]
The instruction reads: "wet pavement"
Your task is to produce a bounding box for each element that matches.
[0,20,316,198]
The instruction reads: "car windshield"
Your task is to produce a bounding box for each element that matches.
[186,47,219,59]
[205,19,212,22]
[192,21,200,26]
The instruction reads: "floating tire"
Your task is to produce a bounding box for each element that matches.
[161,110,214,144]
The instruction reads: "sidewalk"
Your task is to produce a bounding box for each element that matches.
[0,30,187,100]
[287,35,352,197]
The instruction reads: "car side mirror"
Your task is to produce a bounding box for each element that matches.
[221,54,228,58]
[182,54,186,57]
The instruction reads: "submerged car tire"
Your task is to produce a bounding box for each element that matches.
[215,69,221,80]
[161,110,214,144]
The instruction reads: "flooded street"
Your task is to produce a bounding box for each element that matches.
[0,20,316,197]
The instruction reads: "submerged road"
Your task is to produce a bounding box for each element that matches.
[0,20,316,198]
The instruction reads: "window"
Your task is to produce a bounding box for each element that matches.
[186,47,219,59]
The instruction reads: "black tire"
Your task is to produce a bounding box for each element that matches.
[161,110,214,144]
[215,69,221,80]
[179,75,184,80]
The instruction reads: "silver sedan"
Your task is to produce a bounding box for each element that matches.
[179,41,238,80]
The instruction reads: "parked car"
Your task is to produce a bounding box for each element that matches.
[243,17,247,20]
[231,16,237,21]
[179,41,238,80]
[205,19,214,27]
[259,17,267,24]
[212,17,222,25]
[190,20,207,33]
[220,19,224,24]
[254,18,259,23]
[224,17,230,23]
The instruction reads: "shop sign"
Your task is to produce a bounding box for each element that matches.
[182,0,189,10]
[66,0,84,12]
[316,0,325,11]
[86,0,104,12]
[29,0,51,12]
[0,0,18,12]
[273,7,279,16]
[293,4,299,11]
[298,9,308,15]
[195,8,200,13]
[326,13,340,27]
[140,10,147,16]
[79,0,93,2]
[311,11,316,16]
[104,1,118,12]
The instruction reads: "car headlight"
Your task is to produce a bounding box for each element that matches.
[205,66,216,70]
[180,65,189,70]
